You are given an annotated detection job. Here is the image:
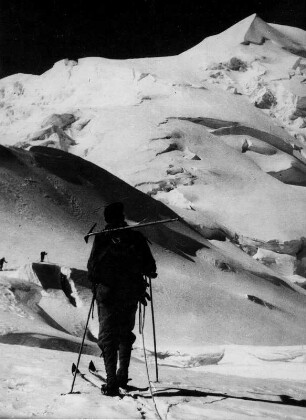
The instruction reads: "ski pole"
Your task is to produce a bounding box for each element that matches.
[69,295,95,394]
[148,276,159,382]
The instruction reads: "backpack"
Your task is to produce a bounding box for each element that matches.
[88,229,154,284]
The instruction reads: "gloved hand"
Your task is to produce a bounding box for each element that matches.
[139,292,151,306]
[148,272,157,279]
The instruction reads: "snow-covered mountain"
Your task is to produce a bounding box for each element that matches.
[1,14,306,419]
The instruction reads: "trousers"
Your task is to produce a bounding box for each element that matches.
[97,301,137,387]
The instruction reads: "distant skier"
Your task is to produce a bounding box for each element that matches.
[40,251,48,262]
[0,257,7,271]
[87,202,157,396]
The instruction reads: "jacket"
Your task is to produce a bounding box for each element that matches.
[87,222,156,303]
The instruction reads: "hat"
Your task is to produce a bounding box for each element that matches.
[104,202,125,223]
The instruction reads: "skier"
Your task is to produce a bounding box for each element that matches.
[40,251,47,262]
[0,257,7,271]
[87,202,157,396]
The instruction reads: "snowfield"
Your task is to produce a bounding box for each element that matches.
[1,264,306,419]
[1,341,306,419]
[0,13,306,419]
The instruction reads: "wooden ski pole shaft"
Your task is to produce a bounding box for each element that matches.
[69,296,95,393]
[148,276,159,382]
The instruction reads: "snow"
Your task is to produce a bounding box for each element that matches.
[0,340,306,419]
[253,248,297,277]
[197,345,306,381]
[1,35,306,243]
[1,255,306,418]
[1,12,306,419]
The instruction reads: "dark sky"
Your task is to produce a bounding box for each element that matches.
[0,0,305,77]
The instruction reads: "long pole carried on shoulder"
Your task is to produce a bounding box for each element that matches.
[84,217,179,243]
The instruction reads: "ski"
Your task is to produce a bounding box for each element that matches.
[87,361,208,397]
[87,361,161,420]
[71,363,102,390]
[88,360,107,384]
[71,363,125,399]
[87,361,205,396]
[88,361,149,398]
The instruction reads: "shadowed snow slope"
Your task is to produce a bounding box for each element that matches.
[0,145,306,347]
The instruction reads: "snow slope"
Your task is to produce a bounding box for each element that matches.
[1,14,306,289]
[1,257,306,419]
[1,342,306,419]
[1,145,306,347]
[0,16,306,246]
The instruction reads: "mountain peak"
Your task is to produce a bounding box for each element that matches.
[182,14,306,58]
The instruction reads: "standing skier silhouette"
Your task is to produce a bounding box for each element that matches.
[0,257,7,271]
[40,251,48,262]
[87,202,157,396]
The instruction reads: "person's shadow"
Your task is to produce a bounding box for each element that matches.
[139,387,306,408]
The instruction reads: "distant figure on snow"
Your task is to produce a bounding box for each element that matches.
[40,251,48,262]
[87,202,157,396]
[0,257,7,271]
